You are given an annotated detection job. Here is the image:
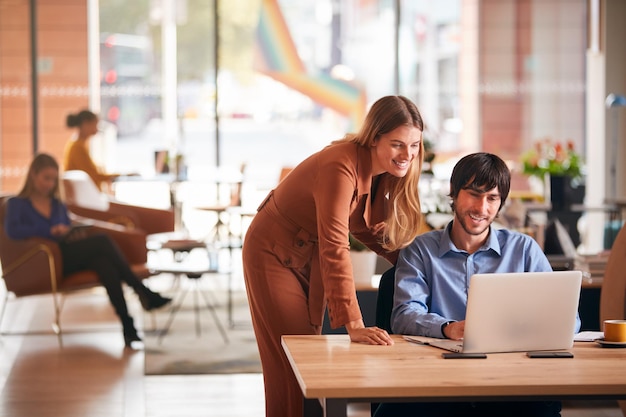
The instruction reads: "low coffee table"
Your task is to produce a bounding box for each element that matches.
[150,260,229,344]
[160,238,210,263]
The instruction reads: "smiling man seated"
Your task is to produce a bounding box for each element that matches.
[374,152,579,417]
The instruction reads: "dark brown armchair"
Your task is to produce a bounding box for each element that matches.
[0,195,151,346]
[599,222,626,416]
[62,170,175,236]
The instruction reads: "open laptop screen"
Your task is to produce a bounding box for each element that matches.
[460,270,582,353]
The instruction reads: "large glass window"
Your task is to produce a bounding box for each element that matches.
[105,0,404,210]
[398,0,461,156]
[0,0,588,203]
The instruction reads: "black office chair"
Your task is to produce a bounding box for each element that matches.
[371,265,396,416]
[375,265,396,332]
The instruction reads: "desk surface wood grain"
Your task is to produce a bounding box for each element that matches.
[282,334,626,401]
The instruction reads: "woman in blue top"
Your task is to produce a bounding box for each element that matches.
[4,153,171,348]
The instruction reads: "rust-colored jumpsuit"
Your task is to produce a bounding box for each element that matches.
[242,141,398,417]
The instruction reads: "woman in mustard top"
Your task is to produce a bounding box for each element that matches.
[63,110,119,191]
[242,95,426,417]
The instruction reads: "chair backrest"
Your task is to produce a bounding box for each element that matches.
[375,266,396,333]
[0,194,13,261]
[62,170,110,211]
[600,223,626,325]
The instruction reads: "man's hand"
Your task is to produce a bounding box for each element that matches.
[345,319,394,345]
[443,320,465,340]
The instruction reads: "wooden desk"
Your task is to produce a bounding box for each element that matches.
[282,334,626,417]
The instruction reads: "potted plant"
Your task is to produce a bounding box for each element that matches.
[349,234,378,287]
[521,138,584,210]
[521,138,583,180]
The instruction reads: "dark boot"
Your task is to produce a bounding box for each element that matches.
[122,316,142,347]
[138,289,172,311]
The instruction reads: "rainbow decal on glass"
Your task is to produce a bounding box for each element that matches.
[255,0,366,127]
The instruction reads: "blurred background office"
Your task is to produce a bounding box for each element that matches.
[0,0,625,251]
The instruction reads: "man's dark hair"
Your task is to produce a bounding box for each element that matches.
[449,152,511,212]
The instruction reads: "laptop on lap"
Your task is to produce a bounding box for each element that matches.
[404,270,582,354]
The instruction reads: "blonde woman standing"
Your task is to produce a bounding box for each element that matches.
[242,95,425,417]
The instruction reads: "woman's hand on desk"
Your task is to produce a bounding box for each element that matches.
[346,319,394,345]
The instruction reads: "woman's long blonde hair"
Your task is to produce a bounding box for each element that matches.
[17,153,61,200]
[339,95,424,251]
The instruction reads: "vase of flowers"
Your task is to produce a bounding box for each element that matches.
[521,138,584,209]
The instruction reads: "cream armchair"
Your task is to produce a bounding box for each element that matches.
[62,170,175,236]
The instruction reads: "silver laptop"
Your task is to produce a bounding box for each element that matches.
[404,270,582,353]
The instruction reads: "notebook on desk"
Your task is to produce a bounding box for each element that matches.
[404,270,583,354]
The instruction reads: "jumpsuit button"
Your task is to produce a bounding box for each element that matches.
[284,258,292,266]
[296,240,304,247]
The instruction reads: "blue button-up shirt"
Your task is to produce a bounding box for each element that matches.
[391,222,581,337]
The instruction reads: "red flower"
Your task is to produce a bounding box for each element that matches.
[521,138,583,179]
